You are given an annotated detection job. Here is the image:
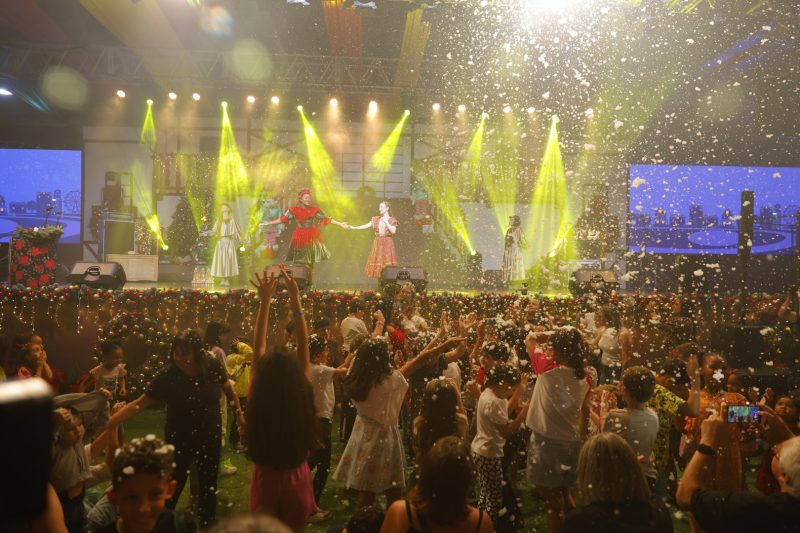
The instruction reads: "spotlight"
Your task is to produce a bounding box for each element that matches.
[146,98,154,106]
[404,109,411,116]
[115,89,126,98]
[368,100,378,117]
[221,101,228,108]
[239,245,246,252]
[271,95,280,104]
[246,95,256,104]
[481,112,489,119]
[162,244,169,251]
[192,92,201,101]
[457,104,466,113]
[502,105,512,114]
[527,106,535,114]
[168,92,177,100]
[286,0,310,5]
[329,97,338,107]
[297,104,303,111]
[432,102,440,111]
[552,114,560,124]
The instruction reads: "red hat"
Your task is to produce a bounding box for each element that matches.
[298,188,312,199]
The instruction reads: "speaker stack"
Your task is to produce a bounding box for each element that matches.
[67,262,127,290]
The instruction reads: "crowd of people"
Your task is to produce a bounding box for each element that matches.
[1,271,799,533]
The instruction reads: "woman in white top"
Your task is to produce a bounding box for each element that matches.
[526,328,591,533]
[333,335,465,509]
[590,305,630,385]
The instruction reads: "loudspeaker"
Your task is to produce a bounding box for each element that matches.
[379,266,427,292]
[67,262,127,290]
[264,263,309,290]
[101,219,135,255]
[569,269,619,296]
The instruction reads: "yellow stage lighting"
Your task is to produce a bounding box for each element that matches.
[432,102,441,111]
[168,92,177,100]
[192,92,201,101]
[116,89,126,98]
[246,95,256,104]
[368,100,378,118]
[271,95,280,104]
[146,98,154,106]
[329,97,338,107]
[458,104,466,113]
[503,105,512,114]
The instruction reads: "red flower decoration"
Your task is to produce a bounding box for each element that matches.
[30,247,43,258]
[44,259,57,270]
[29,279,38,289]
[15,271,23,281]
[40,274,50,284]
[17,256,30,266]
[15,239,24,250]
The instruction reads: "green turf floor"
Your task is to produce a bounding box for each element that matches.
[106,407,698,532]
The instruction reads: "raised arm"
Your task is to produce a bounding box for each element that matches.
[349,222,373,230]
[399,336,466,378]
[250,269,278,361]
[281,264,311,379]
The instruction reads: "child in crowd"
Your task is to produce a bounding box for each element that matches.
[471,362,529,532]
[95,435,198,533]
[225,340,254,452]
[525,327,591,533]
[204,321,237,477]
[334,334,464,509]
[413,378,469,461]
[603,366,660,489]
[51,404,118,533]
[17,336,53,380]
[307,333,352,522]
[90,341,127,401]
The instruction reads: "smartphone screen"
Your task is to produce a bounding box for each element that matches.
[726,404,761,424]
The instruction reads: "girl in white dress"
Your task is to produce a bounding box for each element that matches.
[208,204,243,286]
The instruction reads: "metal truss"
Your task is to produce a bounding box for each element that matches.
[0,43,449,96]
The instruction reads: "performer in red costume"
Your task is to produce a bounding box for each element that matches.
[261,188,348,283]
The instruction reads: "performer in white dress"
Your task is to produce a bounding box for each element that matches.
[502,214,526,283]
[206,203,243,286]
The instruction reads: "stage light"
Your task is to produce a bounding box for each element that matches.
[115,89,126,98]
[168,92,177,100]
[146,98,154,106]
[246,95,256,104]
[527,106,535,114]
[432,102,441,111]
[404,109,411,116]
[297,104,303,111]
[239,245,246,252]
[221,101,228,108]
[368,100,378,117]
[192,92,201,101]
[482,111,489,119]
[162,244,169,251]
[503,105,512,114]
[271,95,280,104]
[458,104,466,113]
[329,97,338,107]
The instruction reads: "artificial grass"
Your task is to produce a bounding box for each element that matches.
[111,407,695,533]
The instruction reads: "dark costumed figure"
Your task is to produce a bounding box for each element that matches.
[261,188,348,283]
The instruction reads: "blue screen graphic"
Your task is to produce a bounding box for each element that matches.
[0,149,82,244]
[628,164,800,255]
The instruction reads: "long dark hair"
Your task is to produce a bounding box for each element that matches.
[342,337,393,402]
[414,379,460,460]
[204,321,231,349]
[412,436,474,526]
[550,328,587,380]
[247,346,319,469]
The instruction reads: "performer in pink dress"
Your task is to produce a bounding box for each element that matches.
[348,201,398,278]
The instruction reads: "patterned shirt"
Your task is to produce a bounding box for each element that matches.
[647,384,685,471]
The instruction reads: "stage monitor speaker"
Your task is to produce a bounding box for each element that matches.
[264,263,309,290]
[67,262,127,290]
[102,219,135,256]
[379,266,427,293]
[569,269,619,296]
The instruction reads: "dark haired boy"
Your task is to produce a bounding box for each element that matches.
[603,366,659,488]
[94,435,197,533]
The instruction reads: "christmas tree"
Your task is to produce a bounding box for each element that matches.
[167,196,198,258]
